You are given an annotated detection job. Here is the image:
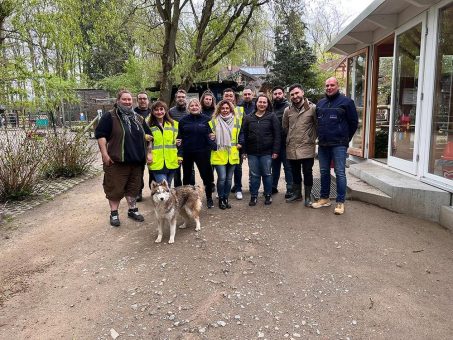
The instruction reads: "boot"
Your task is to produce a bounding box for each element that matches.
[219,198,227,210]
[225,197,232,209]
[304,185,313,207]
[285,184,302,203]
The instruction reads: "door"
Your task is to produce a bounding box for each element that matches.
[369,34,394,162]
[388,15,427,174]
[346,48,368,157]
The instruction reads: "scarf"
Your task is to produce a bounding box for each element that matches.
[216,113,234,150]
[117,104,141,133]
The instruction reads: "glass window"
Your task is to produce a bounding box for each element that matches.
[391,23,422,161]
[429,3,453,180]
[347,51,367,153]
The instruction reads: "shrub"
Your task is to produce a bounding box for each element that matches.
[43,131,96,178]
[0,130,47,202]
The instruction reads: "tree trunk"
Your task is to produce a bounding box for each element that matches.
[156,0,184,105]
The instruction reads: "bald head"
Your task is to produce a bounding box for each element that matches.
[325,77,339,97]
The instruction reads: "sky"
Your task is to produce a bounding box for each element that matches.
[340,0,375,25]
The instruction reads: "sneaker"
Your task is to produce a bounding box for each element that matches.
[334,203,345,215]
[235,191,243,200]
[271,187,279,194]
[207,197,214,209]
[128,208,144,222]
[249,196,257,206]
[312,198,332,209]
[264,194,272,205]
[110,211,120,227]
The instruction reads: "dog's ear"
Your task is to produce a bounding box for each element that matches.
[162,179,169,188]
[151,180,157,189]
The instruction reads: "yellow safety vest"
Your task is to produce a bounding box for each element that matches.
[148,121,179,171]
[209,116,242,165]
[234,106,244,119]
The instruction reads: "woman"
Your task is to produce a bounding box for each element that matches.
[146,100,180,186]
[209,100,242,209]
[200,90,216,118]
[177,98,215,208]
[241,95,281,206]
[95,89,152,227]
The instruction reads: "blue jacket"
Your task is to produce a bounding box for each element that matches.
[316,92,358,147]
[177,113,214,157]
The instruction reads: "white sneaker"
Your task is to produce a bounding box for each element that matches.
[235,191,243,200]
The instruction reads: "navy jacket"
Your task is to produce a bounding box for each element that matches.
[177,114,214,157]
[316,92,358,147]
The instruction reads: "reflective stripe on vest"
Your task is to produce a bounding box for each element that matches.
[209,116,241,165]
[149,121,179,170]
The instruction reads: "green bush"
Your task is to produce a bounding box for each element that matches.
[0,131,47,202]
[43,131,96,178]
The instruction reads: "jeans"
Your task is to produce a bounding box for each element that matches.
[153,171,176,187]
[272,141,293,191]
[318,145,347,203]
[289,158,314,187]
[215,164,236,199]
[248,155,272,197]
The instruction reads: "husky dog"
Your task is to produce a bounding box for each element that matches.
[150,180,203,244]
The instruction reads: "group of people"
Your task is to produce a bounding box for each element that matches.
[95,77,358,227]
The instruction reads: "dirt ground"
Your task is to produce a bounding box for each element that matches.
[0,164,453,340]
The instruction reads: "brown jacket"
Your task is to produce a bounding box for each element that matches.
[282,98,317,160]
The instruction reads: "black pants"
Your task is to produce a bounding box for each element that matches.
[182,151,213,198]
[174,165,195,187]
[289,158,314,187]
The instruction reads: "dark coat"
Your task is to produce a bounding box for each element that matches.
[241,111,281,156]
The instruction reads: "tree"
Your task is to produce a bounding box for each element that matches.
[146,0,268,103]
[266,2,317,93]
[305,0,351,63]
[178,0,268,92]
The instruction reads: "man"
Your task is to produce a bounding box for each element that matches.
[169,89,189,122]
[134,92,152,201]
[134,91,151,119]
[283,84,317,207]
[238,86,256,116]
[271,86,293,198]
[223,88,245,200]
[312,77,358,215]
[169,89,191,187]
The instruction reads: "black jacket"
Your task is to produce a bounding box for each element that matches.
[134,107,151,120]
[238,99,256,116]
[316,92,358,147]
[241,111,281,156]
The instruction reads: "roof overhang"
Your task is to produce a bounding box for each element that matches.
[327,0,440,55]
